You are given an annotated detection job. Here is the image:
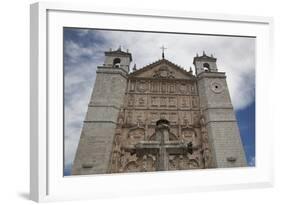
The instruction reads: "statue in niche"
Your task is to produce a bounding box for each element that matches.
[190,85,195,94]
[193,113,200,126]
[178,155,185,170]
[151,97,158,107]
[117,109,124,127]
[202,148,211,168]
[128,96,134,107]
[111,135,122,172]
[179,83,186,93]
[169,98,176,107]
[199,115,212,168]
[161,83,166,92]
[138,97,145,106]
[151,82,158,92]
[126,112,133,124]
[141,154,156,172]
[169,156,177,170]
[169,84,175,93]
[136,115,144,126]
[160,97,166,107]
[181,97,189,107]
[183,114,190,126]
[192,96,198,108]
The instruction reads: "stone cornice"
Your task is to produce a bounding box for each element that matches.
[197,71,226,80]
[97,66,128,78]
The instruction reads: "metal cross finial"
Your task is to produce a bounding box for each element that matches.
[160,45,167,59]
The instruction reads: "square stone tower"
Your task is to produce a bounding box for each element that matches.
[194,52,247,168]
[71,48,132,175]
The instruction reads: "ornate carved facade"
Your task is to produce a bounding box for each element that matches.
[72,48,247,176]
[108,59,211,173]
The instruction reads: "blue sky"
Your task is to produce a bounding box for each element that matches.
[63,28,255,176]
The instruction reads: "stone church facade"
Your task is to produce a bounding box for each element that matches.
[71,48,247,175]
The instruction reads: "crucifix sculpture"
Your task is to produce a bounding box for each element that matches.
[135,119,193,171]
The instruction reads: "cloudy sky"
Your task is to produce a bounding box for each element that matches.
[63,28,255,175]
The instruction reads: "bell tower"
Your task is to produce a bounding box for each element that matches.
[104,47,132,72]
[194,52,247,168]
[72,47,132,175]
[193,51,218,75]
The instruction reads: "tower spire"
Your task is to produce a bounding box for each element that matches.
[160,45,167,59]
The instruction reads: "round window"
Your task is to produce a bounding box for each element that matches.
[210,82,224,93]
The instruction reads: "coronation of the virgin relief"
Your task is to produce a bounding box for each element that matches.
[72,47,247,175]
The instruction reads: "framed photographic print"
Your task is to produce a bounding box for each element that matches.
[30,2,274,202]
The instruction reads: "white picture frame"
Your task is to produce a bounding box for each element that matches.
[30,2,274,202]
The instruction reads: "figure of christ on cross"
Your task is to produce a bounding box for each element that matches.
[135,119,193,171]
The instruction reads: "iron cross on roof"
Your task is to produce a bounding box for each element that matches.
[160,45,167,59]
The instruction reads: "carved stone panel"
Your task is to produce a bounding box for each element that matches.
[181,96,190,108]
[128,127,145,144]
[192,111,201,125]
[150,112,159,124]
[160,97,167,107]
[160,112,168,120]
[180,111,192,126]
[169,112,177,125]
[191,96,199,108]
[136,95,146,107]
[178,83,187,94]
[161,82,167,93]
[137,80,148,93]
[134,110,146,125]
[169,83,176,93]
[127,95,134,107]
[168,97,177,107]
[181,128,195,143]
[151,81,159,93]
[126,111,133,125]
[151,96,158,107]
[190,84,196,94]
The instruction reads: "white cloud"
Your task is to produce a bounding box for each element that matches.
[64,29,255,168]
[248,156,255,166]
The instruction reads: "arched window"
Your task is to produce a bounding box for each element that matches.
[113,58,121,68]
[203,63,210,71]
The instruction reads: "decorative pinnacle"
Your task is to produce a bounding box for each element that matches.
[160,45,167,59]
[203,50,206,56]
[133,63,137,71]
